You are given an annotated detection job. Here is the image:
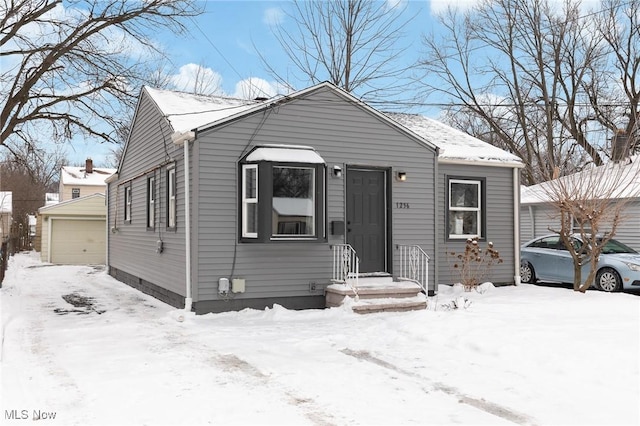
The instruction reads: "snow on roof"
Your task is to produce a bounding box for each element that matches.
[386,113,522,165]
[144,85,521,165]
[0,191,11,213]
[61,166,116,186]
[521,156,640,204]
[144,87,261,133]
[45,193,59,206]
[246,145,325,164]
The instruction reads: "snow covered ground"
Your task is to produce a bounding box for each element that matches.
[1,251,639,426]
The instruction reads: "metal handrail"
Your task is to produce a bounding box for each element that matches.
[331,244,359,299]
[397,244,430,294]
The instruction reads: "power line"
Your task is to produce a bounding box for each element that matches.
[187,16,273,100]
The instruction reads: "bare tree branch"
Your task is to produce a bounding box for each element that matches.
[0,0,202,170]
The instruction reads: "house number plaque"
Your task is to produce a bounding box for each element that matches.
[395,202,410,209]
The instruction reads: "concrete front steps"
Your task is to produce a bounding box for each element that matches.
[325,276,427,314]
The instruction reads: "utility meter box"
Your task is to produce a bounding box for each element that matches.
[218,277,230,294]
[232,278,246,293]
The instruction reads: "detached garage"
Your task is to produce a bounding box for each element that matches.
[39,193,107,265]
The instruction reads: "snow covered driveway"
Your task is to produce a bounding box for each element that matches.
[1,252,639,425]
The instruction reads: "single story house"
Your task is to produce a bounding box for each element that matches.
[107,82,523,314]
[521,155,640,251]
[38,193,107,265]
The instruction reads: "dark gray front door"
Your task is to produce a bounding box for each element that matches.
[346,169,387,273]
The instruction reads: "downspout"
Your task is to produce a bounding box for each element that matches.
[171,130,196,312]
[513,167,521,285]
[528,205,535,240]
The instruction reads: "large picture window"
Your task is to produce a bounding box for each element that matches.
[272,166,315,236]
[240,145,325,243]
[448,178,483,239]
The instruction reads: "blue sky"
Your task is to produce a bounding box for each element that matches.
[80,0,470,166]
[158,0,448,97]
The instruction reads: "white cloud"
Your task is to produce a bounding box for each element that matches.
[169,63,223,95]
[429,0,480,15]
[386,0,407,9]
[263,7,285,26]
[232,77,289,100]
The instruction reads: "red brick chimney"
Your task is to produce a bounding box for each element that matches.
[85,158,93,173]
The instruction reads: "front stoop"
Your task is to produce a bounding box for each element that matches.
[325,277,427,314]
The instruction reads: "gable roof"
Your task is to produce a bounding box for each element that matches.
[61,166,116,186]
[386,113,522,166]
[521,156,640,204]
[141,82,520,166]
[38,192,106,214]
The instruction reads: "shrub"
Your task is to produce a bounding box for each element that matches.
[449,237,503,291]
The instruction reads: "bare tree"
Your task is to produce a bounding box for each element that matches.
[418,0,639,185]
[596,0,640,154]
[529,157,640,292]
[1,0,202,167]
[261,0,416,106]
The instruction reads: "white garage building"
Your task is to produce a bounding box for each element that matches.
[38,193,107,265]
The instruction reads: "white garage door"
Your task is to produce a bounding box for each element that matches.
[50,219,106,264]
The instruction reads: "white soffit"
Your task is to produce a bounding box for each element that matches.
[246,145,325,164]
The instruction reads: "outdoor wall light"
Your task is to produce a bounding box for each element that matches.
[332,165,343,178]
[396,171,407,182]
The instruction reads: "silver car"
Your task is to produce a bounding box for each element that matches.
[520,234,640,292]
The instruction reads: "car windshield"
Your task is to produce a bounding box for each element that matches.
[599,238,637,254]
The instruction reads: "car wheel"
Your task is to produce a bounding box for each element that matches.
[520,261,536,284]
[596,267,622,292]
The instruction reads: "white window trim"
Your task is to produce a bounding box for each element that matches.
[242,164,258,238]
[448,179,482,239]
[168,167,176,228]
[124,186,132,222]
[148,176,155,228]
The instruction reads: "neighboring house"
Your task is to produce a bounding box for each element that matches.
[0,191,12,242]
[59,159,116,201]
[521,156,640,251]
[107,82,523,314]
[38,193,107,265]
[45,193,60,206]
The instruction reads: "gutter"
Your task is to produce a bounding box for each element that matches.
[171,130,196,312]
[438,158,524,169]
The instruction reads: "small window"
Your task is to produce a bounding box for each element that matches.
[167,167,176,228]
[242,164,258,238]
[72,188,80,199]
[147,176,156,229]
[124,185,132,222]
[448,178,483,239]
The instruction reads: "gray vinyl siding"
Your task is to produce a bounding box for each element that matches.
[438,163,518,285]
[521,200,640,252]
[192,88,438,302]
[107,94,187,297]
